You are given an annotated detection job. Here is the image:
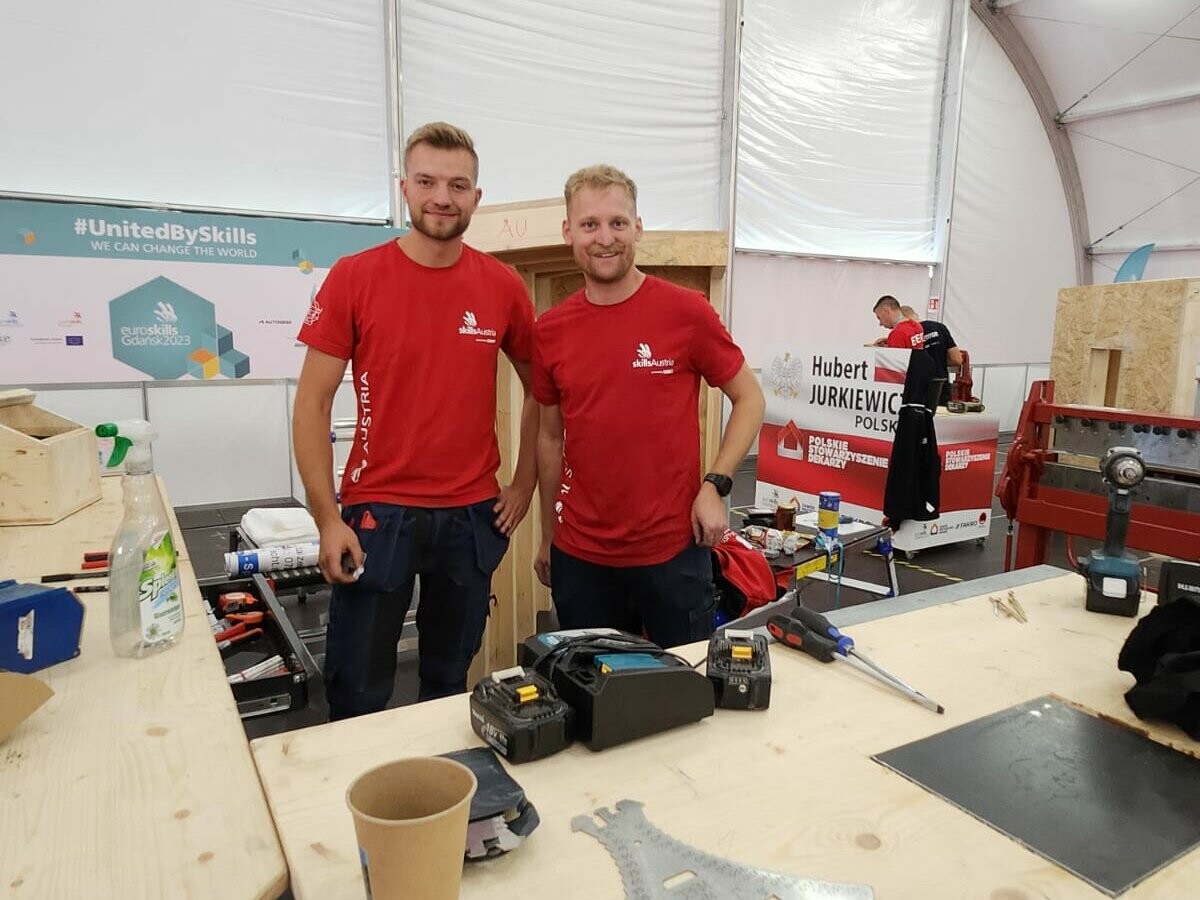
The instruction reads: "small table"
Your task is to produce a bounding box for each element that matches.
[772,518,899,599]
[0,478,287,899]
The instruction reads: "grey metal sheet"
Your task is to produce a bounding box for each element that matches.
[874,696,1200,896]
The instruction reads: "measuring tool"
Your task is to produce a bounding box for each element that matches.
[572,799,874,899]
[706,628,771,710]
[767,607,944,714]
[470,666,573,763]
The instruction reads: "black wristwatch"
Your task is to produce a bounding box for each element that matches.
[703,472,733,497]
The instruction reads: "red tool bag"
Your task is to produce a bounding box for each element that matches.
[712,529,780,619]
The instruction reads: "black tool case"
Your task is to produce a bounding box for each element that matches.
[199,574,317,720]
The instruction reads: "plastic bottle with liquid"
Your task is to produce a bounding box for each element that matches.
[96,420,185,658]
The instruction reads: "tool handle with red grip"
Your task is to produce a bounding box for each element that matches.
[766,615,838,663]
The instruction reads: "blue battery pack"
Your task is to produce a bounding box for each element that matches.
[0,580,85,674]
[594,652,666,674]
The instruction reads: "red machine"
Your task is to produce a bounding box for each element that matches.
[996,380,1200,570]
[947,350,983,413]
[949,350,976,403]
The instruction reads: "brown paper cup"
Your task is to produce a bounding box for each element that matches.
[346,756,477,900]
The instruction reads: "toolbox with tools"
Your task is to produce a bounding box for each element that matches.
[199,575,315,720]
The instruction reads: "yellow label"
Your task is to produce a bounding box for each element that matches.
[795,552,840,579]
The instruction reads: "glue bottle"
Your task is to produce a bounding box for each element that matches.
[96,420,184,658]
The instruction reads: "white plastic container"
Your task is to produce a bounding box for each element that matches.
[96,420,184,658]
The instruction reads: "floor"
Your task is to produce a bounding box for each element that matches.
[177,437,1134,741]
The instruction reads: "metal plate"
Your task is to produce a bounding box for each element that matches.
[1052,417,1199,477]
[874,696,1200,896]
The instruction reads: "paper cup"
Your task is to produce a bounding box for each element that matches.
[346,756,477,900]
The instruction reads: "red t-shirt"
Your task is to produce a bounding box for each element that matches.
[297,240,533,507]
[887,319,925,350]
[532,276,744,566]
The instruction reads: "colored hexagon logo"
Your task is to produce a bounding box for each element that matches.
[109,277,218,379]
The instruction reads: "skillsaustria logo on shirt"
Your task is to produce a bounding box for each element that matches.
[459,310,497,343]
[631,342,674,374]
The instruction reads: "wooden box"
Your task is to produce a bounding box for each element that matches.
[0,389,101,526]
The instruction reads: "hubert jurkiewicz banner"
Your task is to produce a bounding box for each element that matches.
[0,197,399,383]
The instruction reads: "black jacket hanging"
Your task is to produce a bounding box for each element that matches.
[883,350,941,527]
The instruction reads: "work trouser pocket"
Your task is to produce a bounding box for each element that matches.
[342,503,412,592]
[467,499,510,577]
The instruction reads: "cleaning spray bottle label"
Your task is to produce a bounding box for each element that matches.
[139,530,184,642]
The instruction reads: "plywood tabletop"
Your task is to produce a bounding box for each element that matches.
[251,572,1197,900]
[0,477,287,899]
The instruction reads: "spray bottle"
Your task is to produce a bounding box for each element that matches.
[95,420,185,657]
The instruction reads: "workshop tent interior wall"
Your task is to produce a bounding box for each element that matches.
[938,7,1077,428]
[6,1,1199,503]
[729,0,954,408]
[0,1,392,220]
[399,0,730,230]
[3,0,731,505]
[999,1,1200,284]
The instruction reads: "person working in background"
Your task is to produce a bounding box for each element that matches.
[900,305,963,407]
[873,295,925,350]
[292,122,538,720]
[532,164,765,648]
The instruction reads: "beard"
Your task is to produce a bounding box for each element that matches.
[575,245,635,284]
[410,207,470,242]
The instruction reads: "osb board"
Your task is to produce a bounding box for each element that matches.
[1051,278,1200,414]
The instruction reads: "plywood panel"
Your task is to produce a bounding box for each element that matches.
[1051,278,1200,414]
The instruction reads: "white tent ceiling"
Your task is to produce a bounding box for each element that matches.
[991,0,1200,279]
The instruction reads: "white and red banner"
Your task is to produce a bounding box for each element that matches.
[754,346,1000,552]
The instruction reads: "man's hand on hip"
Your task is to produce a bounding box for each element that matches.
[691,483,728,547]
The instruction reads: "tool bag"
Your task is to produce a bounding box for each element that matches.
[1117,597,1200,740]
[711,529,780,619]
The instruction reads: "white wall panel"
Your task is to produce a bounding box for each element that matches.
[400,0,726,229]
[1010,2,1200,117]
[942,13,1076,366]
[0,2,389,219]
[146,383,291,506]
[730,252,931,369]
[1070,112,1200,252]
[736,0,950,259]
[977,365,1029,433]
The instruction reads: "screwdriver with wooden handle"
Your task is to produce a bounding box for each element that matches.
[767,610,945,714]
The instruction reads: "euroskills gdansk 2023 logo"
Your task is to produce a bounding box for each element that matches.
[108,276,250,379]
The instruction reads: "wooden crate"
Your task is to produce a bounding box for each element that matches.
[0,389,101,526]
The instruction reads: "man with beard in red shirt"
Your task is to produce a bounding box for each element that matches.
[532,164,764,648]
[293,122,537,719]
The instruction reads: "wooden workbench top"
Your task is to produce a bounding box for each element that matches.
[251,572,1198,899]
[0,477,287,900]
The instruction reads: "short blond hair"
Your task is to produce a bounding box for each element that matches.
[899,305,919,320]
[564,164,638,211]
[404,122,478,179]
